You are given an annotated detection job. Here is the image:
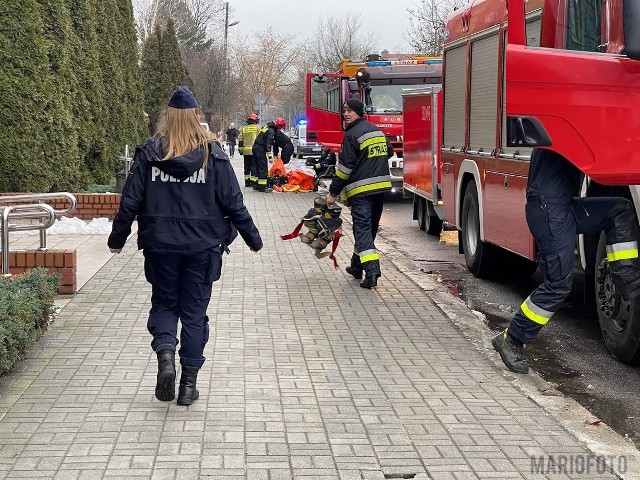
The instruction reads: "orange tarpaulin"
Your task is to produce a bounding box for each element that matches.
[268,157,286,176]
[286,169,316,192]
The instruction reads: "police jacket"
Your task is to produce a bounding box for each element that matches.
[108,137,263,254]
[329,117,393,200]
[238,122,260,155]
[527,148,581,205]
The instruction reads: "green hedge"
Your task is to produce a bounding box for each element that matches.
[0,268,60,376]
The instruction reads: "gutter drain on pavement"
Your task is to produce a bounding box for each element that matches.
[383,474,417,479]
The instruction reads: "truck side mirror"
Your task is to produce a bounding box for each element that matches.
[313,74,329,84]
[624,0,640,60]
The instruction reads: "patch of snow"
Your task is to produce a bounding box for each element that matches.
[13,217,112,236]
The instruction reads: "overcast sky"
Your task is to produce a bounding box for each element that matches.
[226,0,415,53]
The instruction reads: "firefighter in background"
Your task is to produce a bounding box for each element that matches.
[273,127,295,165]
[252,117,292,193]
[238,113,260,187]
[493,148,640,374]
[326,98,393,289]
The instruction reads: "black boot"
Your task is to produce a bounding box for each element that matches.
[360,274,380,289]
[346,266,363,279]
[492,329,529,374]
[177,366,200,406]
[155,344,176,402]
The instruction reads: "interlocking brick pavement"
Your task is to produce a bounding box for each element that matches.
[0,160,632,479]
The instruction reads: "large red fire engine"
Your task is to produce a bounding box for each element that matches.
[305,54,443,189]
[403,0,640,362]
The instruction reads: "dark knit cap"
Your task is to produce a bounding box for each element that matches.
[343,98,364,117]
[168,86,198,109]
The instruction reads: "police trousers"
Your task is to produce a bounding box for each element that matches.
[144,247,223,368]
[349,194,384,276]
[509,196,640,344]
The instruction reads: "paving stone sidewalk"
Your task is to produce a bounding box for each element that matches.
[0,161,629,479]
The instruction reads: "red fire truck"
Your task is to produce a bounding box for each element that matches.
[404,0,640,362]
[305,54,443,189]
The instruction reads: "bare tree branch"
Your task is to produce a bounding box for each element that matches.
[406,0,465,55]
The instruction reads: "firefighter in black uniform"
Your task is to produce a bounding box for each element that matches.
[108,86,263,405]
[326,98,393,288]
[252,117,292,192]
[493,148,640,374]
[238,113,261,187]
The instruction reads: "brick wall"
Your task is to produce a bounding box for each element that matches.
[2,249,77,295]
[0,193,121,220]
[53,193,121,220]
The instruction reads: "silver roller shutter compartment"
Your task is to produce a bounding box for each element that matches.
[443,46,466,150]
[469,34,499,154]
[501,17,541,158]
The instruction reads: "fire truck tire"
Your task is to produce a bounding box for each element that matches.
[416,197,427,231]
[461,180,493,277]
[594,232,640,363]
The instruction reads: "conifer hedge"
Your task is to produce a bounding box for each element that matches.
[0,0,146,192]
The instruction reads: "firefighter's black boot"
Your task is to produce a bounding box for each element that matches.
[244,179,253,187]
[346,254,363,279]
[346,267,363,279]
[155,344,176,402]
[492,329,529,374]
[177,366,200,406]
[360,274,380,289]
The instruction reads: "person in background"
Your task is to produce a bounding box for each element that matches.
[252,117,291,193]
[107,86,263,406]
[238,113,261,187]
[326,98,393,288]
[225,122,239,157]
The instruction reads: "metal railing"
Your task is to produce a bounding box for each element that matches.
[0,193,77,277]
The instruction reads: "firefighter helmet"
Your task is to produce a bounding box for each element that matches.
[273,117,286,130]
[248,113,259,122]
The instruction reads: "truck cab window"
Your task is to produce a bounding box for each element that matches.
[566,0,602,52]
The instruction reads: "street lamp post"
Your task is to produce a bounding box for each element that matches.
[222,2,239,135]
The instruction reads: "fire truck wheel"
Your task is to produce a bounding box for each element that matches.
[418,198,443,236]
[461,180,493,278]
[594,232,640,363]
[416,197,427,232]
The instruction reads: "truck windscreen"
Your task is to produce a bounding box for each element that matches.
[365,84,423,113]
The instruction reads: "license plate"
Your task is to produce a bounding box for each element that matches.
[312,147,321,152]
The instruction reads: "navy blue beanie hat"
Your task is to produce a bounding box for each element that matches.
[344,97,364,117]
[168,86,198,109]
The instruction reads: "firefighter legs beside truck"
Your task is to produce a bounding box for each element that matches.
[494,195,640,374]
[347,194,385,289]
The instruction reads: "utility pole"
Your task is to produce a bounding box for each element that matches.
[222,2,240,134]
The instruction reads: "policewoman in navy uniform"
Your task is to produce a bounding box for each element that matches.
[108,86,263,405]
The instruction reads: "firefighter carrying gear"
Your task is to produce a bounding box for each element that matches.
[281,196,343,268]
[497,149,640,372]
[328,111,392,287]
[239,117,260,186]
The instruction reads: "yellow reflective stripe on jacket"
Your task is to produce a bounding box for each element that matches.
[344,179,391,198]
[360,136,387,150]
[606,241,639,262]
[520,296,553,325]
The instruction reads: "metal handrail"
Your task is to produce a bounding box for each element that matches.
[0,193,77,277]
[0,192,77,216]
[1,204,56,276]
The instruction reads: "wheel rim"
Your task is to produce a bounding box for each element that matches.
[596,257,631,332]
[464,201,479,256]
